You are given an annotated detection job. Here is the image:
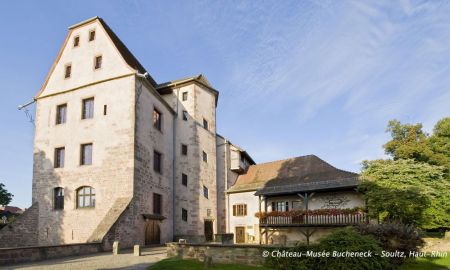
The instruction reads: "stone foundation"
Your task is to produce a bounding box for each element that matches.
[0,243,102,266]
[167,242,271,266]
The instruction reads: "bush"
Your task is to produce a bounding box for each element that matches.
[355,223,424,264]
[265,228,393,270]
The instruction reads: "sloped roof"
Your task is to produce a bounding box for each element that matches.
[227,155,359,195]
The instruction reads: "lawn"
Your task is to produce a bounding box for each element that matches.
[149,258,272,270]
[399,253,450,270]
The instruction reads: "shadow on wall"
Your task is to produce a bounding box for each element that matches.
[0,150,65,247]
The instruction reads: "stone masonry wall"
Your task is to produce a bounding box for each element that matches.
[0,203,39,248]
[0,243,102,266]
[166,242,267,266]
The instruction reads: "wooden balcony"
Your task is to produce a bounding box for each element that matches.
[259,213,367,227]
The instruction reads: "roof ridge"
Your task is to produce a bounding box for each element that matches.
[249,154,316,167]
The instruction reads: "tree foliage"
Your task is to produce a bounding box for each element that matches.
[0,183,13,206]
[384,118,450,174]
[359,159,450,229]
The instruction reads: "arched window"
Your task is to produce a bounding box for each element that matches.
[54,187,64,210]
[76,186,95,208]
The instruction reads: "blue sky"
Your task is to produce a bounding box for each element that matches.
[1,1,449,208]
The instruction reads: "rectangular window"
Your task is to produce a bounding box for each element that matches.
[82,98,94,119]
[94,55,102,69]
[56,104,67,124]
[80,143,93,165]
[182,208,188,222]
[153,151,162,173]
[203,119,209,130]
[181,144,188,155]
[232,204,247,216]
[202,151,208,162]
[54,147,65,168]
[89,30,96,41]
[271,201,289,212]
[182,110,188,121]
[182,173,188,186]
[73,36,80,47]
[207,208,211,217]
[153,108,162,131]
[65,64,71,78]
[203,185,209,199]
[182,92,188,101]
[103,105,107,115]
[153,193,162,215]
[54,188,64,210]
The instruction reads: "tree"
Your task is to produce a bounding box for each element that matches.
[0,183,13,206]
[359,159,450,230]
[383,118,450,173]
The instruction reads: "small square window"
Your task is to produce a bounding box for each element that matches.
[65,64,71,79]
[182,173,188,186]
[154,151,162,173]
[182,111,188,121]
[73,36,80,47]
[54,147,65,168]
[82,98,94,119]
[202,151,208,162]
[181,144,188,156]
[203,119,209,130]
[153,108,162,131]
[56,104,67,125]
[80,143,93,165]
[89,30,96,41]
[94,55,102,69]
[182,208,188,222]
[182,92,188,101]
[203,185,209,199]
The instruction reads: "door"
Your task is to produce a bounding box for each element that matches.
[235,226,245,243]
[145,220,160,245]
[204,220,214,242]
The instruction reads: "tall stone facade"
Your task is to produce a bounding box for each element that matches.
[0,16,254,248]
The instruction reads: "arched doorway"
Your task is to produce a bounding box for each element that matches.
[145,220,160,245]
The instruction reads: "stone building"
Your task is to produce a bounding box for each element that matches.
[0,16,365,249]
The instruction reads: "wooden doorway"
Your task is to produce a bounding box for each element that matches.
[235,226,245,243]
[145,220,160,245]
[204,220,214,242]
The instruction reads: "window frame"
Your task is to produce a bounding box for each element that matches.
[82,97,94,119]
[153,150,162,174]
[181,144,188,156]
[76,186,96,208]
[64,64,72,79]
[182,173,188,186]
[89,29,96,41]
[153,193,162,215]
[203,185,209,199]
[54,147,65,168]
[94,55,102,70]
[153,108,162,131]
[182,208,188,222]
[56,103,67,125]
[232,204,247,216]
[73,35,80,47]
[182,110,188,121]
[203,118,209,130]
[182,92,188,101]
[202,151,208,162]
[54,187,64,210]
[80,143,93,166]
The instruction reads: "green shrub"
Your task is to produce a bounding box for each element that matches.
[265,228,393,270]
[355,223,424,264]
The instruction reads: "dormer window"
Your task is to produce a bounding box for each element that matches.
[94,55,102,70]
[89,30,96,41]
[64,64,71,79]
[73,36,80,47]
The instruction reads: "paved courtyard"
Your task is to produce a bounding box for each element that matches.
[1,246,166,270]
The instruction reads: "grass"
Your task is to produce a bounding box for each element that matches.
[149,258,272,270]
[399,253,450,270]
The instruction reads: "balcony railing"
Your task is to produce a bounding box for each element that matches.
[259,213,367,226]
